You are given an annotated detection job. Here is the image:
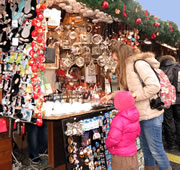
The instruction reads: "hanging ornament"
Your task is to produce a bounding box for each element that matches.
[151,33,156,39]
[170,28,173,32]
[101,1,109,9]
[37,13,44,21]
[32,30,38,37]
[36,118,43,126]
[136,18,142,24]
[135,8,138,13]
[37,36,43,43]
[123,4,128,17]
[115,8,120,15]
[154,22,160,27]
[144,10,148,16]
[146,17,149,20]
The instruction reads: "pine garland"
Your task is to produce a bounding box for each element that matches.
[76,0,180,48]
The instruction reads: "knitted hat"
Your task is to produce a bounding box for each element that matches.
[114,91,136,112]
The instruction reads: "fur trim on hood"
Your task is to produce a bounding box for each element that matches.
[126,52,160,69]
[159,55,176,63]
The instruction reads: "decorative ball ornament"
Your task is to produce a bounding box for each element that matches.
[154,22,160,27]
[36,8,41,13]
[37,36,43,43]
[32,64,38,73]
[136,18,142,24]
[115,8,120,15]
[170,28,173,32]
[39,63,45,71]
[33,93,39,99]
[37,13,44,21]
[36,118,43,126]
[41,3,47,9]
[101,1,109,9]
[151,33,156,39]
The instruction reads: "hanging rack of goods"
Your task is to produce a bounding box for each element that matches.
[75,0,180,47]
[28,2,48,125]
[0,0,49,127]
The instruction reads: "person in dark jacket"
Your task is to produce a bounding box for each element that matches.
[159,55,180,151]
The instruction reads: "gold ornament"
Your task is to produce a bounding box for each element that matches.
[115,8,120,15]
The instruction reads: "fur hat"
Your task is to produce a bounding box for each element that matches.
[114,91,136,112]
[159,55,176,63]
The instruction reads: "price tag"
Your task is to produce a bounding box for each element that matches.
[12,38,19,46]
[43,8,50,18]
[12,20,18,28]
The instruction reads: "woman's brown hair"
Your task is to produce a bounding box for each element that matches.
[111,42,140,90]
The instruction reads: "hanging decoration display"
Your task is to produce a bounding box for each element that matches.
[75,0,180,47]
[29,2,49,123]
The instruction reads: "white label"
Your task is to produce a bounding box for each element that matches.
[43,8,51,18]
[48,8,61,26]
[12,38,19,46]
[12,20,18,28]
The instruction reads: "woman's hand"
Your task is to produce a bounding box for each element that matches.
[100,94,113,104]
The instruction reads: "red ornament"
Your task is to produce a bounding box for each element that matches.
[32,18,37,27]
[38,28,44,36]
[170,28,173,32]
[36,119,43,126]
[151,33,156,39]
[37,13,44,21]
[37,49,44,56]
[32,30,38,37]
[101,1,109,9]
[29,49,35,56]
[39,63,45,71]
[38,55,45,62]
[136,18,142,24]
[154,22,160,27]
[40,44,46,50]
[41,3,47,9]
[36,8,41,13]
[32,73,38,79]
[32,53,38,59]
[33,85,41,93]
[33,93,39,99]
[37,36,43,43]
[35,20,41,28]
[32,64,38,73]
[31,41,37,48]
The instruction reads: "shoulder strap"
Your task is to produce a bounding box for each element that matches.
[134,59,160,87]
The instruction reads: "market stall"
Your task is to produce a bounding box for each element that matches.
[0,0,144,169]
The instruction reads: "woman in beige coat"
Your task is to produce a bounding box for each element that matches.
[100,43,171,170]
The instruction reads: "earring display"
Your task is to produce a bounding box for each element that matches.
[62,110,117,170]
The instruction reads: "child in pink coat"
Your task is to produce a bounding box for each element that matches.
[105,91,140,170]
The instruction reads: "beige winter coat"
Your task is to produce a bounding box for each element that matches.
[125,52,164,121]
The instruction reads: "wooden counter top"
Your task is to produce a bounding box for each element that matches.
[43,106,114,120]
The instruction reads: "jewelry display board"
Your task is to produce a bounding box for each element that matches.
[61,108,116,170]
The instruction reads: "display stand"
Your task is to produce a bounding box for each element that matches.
[45,107,114,170]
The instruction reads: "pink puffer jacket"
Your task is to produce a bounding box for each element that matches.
[105,91,140,156]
